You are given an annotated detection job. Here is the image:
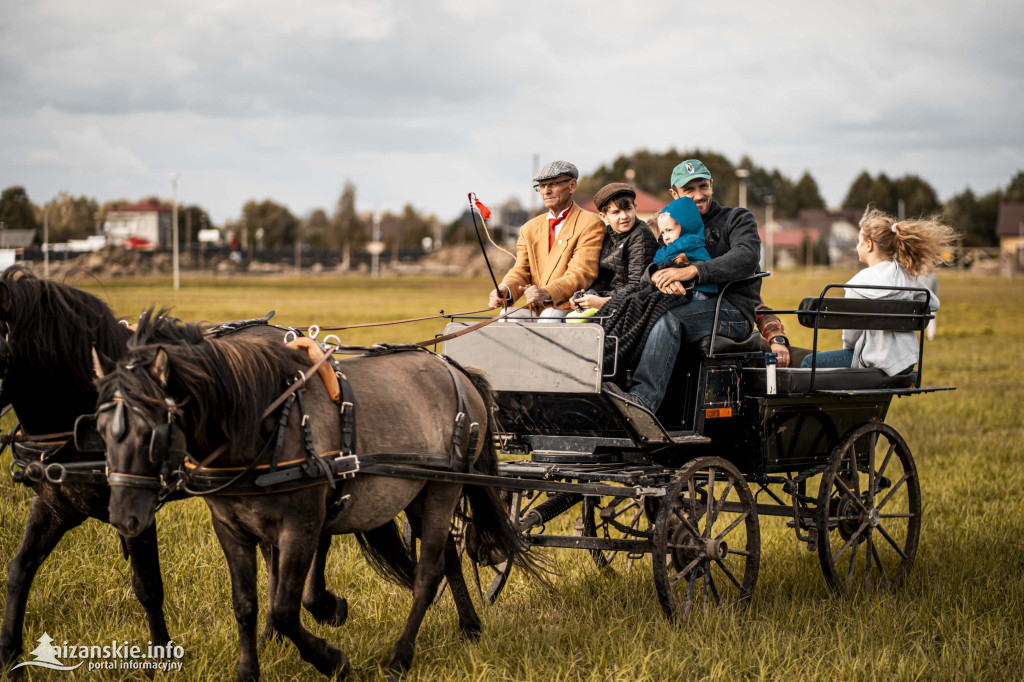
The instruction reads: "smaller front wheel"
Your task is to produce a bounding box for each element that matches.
[652,456,760,622]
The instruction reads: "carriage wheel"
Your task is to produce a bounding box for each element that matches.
[581,496,653,571]
[652,456,760,622]
[816,422,921,593]
[460,490,521,604]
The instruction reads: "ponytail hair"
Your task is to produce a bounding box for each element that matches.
[859,206,959,277]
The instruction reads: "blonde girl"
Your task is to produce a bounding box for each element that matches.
[801,207,958,375]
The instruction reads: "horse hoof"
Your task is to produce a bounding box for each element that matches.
[320,648,349,679]
[460,620,482,643]
[235,665,259,682]
[305,595,348,627]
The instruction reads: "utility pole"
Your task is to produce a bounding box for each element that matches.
[371,209,381,278]
[765,195,775,272]
[43,209,49,278]
[170,173,180,291]
[736,168,750,209]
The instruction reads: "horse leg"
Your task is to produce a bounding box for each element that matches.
[270,530,349,678]
[258,543,283,646]
[1,497,86,669]
[123,523,171,649]
[385,484,461,676]
[443,533,481,642]
[212,522,260,682]
[302,535,348,627]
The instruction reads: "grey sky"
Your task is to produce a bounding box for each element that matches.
[1,0,1021,224]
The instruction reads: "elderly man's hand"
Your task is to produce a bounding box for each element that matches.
[489,286,510,309]
[523,285,551,305]
[652,265,699,294]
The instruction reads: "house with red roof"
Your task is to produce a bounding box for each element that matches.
[102,200,172,250]
[996,202,1024,256]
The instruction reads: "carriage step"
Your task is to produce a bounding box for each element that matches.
[666,431,712,445]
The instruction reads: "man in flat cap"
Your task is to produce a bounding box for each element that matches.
[488,160,605,320]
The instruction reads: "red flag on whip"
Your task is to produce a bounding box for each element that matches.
[473,197,492,219]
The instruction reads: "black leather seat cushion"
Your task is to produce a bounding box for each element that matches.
[690,331,763,356]
[742,367,918,394]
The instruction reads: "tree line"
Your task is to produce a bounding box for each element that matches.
[2,154,1021,250]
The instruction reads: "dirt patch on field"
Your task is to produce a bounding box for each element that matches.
[396,244,515,277]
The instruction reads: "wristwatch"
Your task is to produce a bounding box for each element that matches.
[770,335,789,346]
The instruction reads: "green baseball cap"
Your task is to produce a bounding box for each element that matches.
[670,159,712,188]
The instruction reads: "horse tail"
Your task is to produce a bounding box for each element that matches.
[452,362,550,584]
[354,521,416,591]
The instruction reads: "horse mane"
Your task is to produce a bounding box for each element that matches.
[105,309,307,458]
[0,265,130,386]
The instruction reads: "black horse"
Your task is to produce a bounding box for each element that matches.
[0,267,169,669]
[96,311,534,680]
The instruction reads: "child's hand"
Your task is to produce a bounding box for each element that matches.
[575,294,609,310]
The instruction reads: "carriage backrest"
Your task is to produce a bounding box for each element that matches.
[797,295,930,332]
[442,322,605,393]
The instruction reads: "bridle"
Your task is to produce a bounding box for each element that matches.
[99,389,185,498]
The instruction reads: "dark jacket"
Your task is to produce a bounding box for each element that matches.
[588,219,658,297]
[644,200,761,328]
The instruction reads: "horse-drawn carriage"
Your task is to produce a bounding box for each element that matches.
[1,267,950,678]
[436,276,950,619]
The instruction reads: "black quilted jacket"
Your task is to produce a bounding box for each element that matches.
[588,219,659,297]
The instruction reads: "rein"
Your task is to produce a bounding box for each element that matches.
[313,307,496,331]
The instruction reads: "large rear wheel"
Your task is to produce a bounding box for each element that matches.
[816,421,921,593]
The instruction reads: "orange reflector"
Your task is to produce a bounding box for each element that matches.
[705,407,733,419]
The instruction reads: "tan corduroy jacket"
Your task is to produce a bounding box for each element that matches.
[500,202,605,310]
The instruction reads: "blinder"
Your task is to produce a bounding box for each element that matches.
[111,399,127,442]
[149,423,171,463]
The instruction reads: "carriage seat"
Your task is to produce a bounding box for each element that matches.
[742,366,918,394]
[690,330,763,356]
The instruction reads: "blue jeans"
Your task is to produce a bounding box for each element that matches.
[800,349,854,368]
[629,297,752,412]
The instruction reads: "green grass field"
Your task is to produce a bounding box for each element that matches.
[2,270,1023,681]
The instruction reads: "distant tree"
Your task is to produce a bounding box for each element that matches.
[944,187,1001,247]
[179,205,213,245]
[792,172,826,211]
[303,208,331,248]
[96,199,132,227]
[240,199,298,249]
[1004,171,1024,202]
[394,204,434,249]
[0,186,40,232]
[579,147,736,204]
[894,174,940,217]
[843,171,875,211]
[41,192,100,242]
[330,182,362,269]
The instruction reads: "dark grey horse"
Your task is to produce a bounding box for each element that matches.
[95,312,533,680]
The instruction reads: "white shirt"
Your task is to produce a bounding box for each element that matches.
[843,260,939,375]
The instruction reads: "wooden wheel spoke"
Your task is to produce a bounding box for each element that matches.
[704,469,717,539]
[713,558,743,590]
[708,570,721,606]
[876,473,911,511]
[832,520,869,563]
[669,556,703,588]
[877,440,898,481]
[727,548,752,557]
[834,476,869,514]
[714,511,748,542]
[875,523,909,561]
[879,513,915,519]
[682,568,698,621]
[864,531,873,591]
[846,536,858,590]
[703,563,710,609]
[867,434,878,507]
[709,478,735,527]
[871,539,892,588]
[686,478,699,523]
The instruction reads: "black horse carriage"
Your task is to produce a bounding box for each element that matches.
[431,277,951,620]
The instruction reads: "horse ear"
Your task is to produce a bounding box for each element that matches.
[149,347,169,387]
[0,283,9,312]
[92,347,106,379]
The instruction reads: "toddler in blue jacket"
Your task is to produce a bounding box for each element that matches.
[654,196,717,297]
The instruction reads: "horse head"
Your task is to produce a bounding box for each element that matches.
[97,344,186,538]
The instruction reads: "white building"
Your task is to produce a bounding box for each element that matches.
[103,200,172,249]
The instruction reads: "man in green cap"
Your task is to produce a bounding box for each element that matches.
[614,158,762,413]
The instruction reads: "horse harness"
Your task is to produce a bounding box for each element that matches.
[103,344,483,503]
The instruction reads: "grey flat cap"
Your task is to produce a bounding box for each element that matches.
[533,160,579,183]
